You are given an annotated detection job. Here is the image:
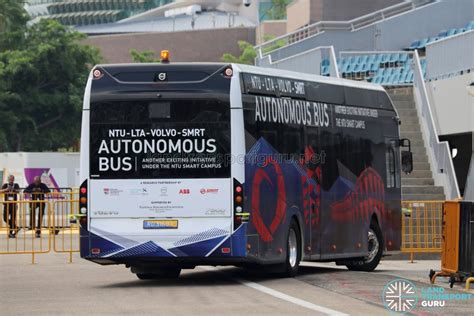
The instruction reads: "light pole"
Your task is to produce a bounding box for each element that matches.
[255,0,263,45]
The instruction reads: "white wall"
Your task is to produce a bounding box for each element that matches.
[426,73,474,136]
[464,151,474,201]
[0,152,80,188]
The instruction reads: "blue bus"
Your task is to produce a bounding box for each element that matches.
[78,62,412,279]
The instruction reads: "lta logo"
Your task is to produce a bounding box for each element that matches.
[382,279,418,313]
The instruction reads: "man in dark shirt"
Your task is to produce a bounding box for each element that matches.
[1,175,20,238]
[24,176,50,237]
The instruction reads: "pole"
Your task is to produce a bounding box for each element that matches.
[256,0,263,45]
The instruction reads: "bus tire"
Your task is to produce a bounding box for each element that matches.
[135,268,181,280]
[282,220,302,277]
[346,221,383,272]
[136,273,157,280]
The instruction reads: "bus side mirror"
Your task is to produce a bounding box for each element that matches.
[401,151,413,174]
[399,138,411,148]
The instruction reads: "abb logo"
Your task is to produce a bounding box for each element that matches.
[200,188,219,194]
[179,189,190,194]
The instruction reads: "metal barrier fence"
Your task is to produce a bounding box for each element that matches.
[1,198,446,264]
[401,200,443,262]
[52,199,80,263]
[0,197,79,263]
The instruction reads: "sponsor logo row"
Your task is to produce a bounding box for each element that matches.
[102,187,219,196]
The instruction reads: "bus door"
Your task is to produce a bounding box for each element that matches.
[303,128,322,257]
[384,137,402,250]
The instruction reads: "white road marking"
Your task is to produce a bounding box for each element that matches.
[239,280,349,316]
[200,267,348,316]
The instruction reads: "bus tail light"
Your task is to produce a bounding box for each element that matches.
[78,180,88,227]
[92,68,103,80]
[233,179,247,230]
[223,66,233,78]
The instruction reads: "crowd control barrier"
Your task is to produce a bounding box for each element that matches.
[2,196,448,265]
[401,200,443,262]
[1,190,79,263]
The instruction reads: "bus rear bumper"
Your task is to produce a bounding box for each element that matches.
[86,256,252,267]
[80,224,249,263]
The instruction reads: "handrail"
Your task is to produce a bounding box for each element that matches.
[256,0,436,58]
[328,46,340,78]
[257,46,339,78]
[412,50,460,200]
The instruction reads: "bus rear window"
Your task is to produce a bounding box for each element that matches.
[89,99,230,179]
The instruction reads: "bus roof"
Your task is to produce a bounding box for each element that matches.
[233,63,386,92]
[94,62,386,92]
[90,62,394,111]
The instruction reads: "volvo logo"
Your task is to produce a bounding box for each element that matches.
[156,72,167,81]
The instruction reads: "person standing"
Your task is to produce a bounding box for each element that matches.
[24,176,50,238]
[0,175,20,238]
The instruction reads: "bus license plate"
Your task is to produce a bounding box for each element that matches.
[143,220,178,229]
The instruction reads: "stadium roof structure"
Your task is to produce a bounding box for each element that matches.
[25,0,174,26]
[75,10,256,35]
[25,0,270,28]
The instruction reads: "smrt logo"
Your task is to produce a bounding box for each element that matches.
[103,188,109,195]
[179,189,190,194]
[382,279,418,313]
[200,188,219,194]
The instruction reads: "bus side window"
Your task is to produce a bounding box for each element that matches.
[261,130,278,148]
[304,129,319,169]
[385,147,396,188]
[243,107,259,152]
[283,130,302,159]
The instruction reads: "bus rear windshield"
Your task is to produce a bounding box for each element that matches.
[89,98,230,179]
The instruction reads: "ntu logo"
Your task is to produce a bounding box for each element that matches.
[382,279,418,313]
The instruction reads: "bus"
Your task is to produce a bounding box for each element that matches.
[78,61,413,279]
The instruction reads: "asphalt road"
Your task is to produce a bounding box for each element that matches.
[0,253,473,315]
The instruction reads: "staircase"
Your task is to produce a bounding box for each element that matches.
[388,88,445,201]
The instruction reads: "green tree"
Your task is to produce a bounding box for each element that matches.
[0,16,102,151]
[261,34,286,53]
[130,49,161,63]
[266,0,291,20]
[220,35,286,65]
[0,0,28,32]
[0,0,29,50]
[221,41,257,65]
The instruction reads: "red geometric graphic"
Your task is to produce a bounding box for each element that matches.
[251,157,287,242]
[330,167,385,223]
[299,146,321,226]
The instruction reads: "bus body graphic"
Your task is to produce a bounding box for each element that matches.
[79,63,403,275]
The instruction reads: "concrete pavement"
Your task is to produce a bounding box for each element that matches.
[0,253,472,315]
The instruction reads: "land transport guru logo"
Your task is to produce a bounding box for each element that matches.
[382,279,418,313]
[382,278,473,313]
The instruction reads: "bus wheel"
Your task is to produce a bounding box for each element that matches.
[135,268,181,280]
[346,222,383,272]
[282,220,301,277]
